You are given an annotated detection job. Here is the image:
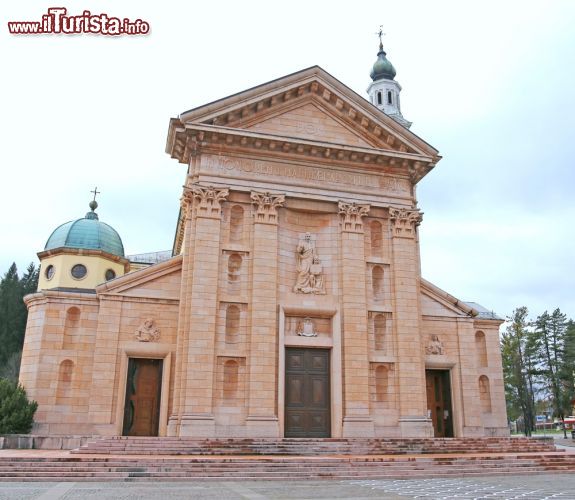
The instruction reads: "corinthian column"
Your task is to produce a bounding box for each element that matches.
[246,191,285,436]
[178,184,228,437]
[338,201,374,437]
[388,206,431,437]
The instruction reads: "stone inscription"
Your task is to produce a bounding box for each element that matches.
[202,155,410,193]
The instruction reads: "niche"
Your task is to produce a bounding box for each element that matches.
[479,375,492,413]
[62,307,80,349]
[223,359,239,400]
[229,205,244,244]
[372,265,384,300]
[225,305,240,344]
[56,359,74,404]
[374,313,387,351]
[370,220,383,257]
[475,331,488,368]
[375,364,389,402]
[227,253,242,294]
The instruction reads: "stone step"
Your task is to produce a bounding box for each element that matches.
[1,465,573,481]
[73,437,557,456]
[4,436,571,482]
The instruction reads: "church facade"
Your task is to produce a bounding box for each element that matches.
[20,46,508,438]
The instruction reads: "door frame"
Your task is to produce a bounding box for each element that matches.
[425,358,464,437]
[278,304,342,438]
[115,346,172,436]
[425,368,455,438]
[284,347,331,438]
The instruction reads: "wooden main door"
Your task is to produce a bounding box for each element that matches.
[425,369,454,438]
[285,348,331,437]
[122,358,163,436]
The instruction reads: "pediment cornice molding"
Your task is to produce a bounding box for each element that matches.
[167,67,441,183]
[168,123,435,184]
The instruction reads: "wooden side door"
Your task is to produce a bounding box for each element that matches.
[285,348,330,437]
[122,358,163,436]
[425,369,454,438]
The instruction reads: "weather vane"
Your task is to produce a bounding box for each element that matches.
[90,186,100,202]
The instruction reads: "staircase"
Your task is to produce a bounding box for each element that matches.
[72,436,557,456]
[1,437,573,481]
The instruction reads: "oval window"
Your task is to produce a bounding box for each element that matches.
[105,269,116,281]
[45,264,55,280]
[71,264,87,280]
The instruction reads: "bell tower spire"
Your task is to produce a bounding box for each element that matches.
[367,28,411,128]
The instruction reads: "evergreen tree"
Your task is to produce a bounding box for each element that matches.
[501,307,536,435]
[0,379,38,434]
[0,263,39,373]
[562,320,575,418]
[533,309,572,437]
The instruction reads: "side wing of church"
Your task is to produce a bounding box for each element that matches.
[19,54,508,438]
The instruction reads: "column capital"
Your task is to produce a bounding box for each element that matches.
[179,191,195,220]
[250,191,285,224]
[185,184,229,219]
[338,201,370,233]
[388,207,423,238]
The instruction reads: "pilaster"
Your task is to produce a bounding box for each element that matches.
[245,191,284,436]
[338,201,374,437]
[389,207,431,436]
[168,191,196,435]
[178,184,228,437]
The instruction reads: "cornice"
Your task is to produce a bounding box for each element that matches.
[168,123,436,184]
[37,247,130,271]
[175,66,439,158]
[95,254,183,295]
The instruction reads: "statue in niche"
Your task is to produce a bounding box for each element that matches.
[426,334,444,355]
[293,233,326,294]
[296,317,317,337]
[135,318,160,342]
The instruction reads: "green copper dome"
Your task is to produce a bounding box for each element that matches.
[370,43,396,81]
[44,202,125,257]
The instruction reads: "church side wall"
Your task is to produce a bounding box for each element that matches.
[421,315,508,437]
[89,285,180,436]
[21,292,100,434]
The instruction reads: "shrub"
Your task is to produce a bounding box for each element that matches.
[0,379,38,434]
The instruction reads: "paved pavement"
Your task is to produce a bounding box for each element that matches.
[1,474,575,500]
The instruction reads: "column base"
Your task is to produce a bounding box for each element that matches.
[399,416,433,437]
[167,416,179,437]
[176,414,216,437]
[245,416,279,437]
[342,416,375,437]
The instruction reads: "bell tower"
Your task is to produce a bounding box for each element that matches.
[367,29,411,128]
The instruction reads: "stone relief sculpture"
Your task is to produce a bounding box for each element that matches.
[426,334,444,355]
[296,317,317,337]
[135,318,160,342]
[293,233,326,294]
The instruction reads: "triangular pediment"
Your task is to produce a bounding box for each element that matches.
[96,255,182,301]
[174,66,439,158]
[245,101,374,148]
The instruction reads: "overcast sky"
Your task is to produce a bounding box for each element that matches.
[2,0,574,322]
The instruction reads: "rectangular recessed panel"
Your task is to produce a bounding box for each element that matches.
[287,375,304,406]
[287,352,304,370]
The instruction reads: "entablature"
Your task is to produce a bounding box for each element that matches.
[168,123,435,184]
